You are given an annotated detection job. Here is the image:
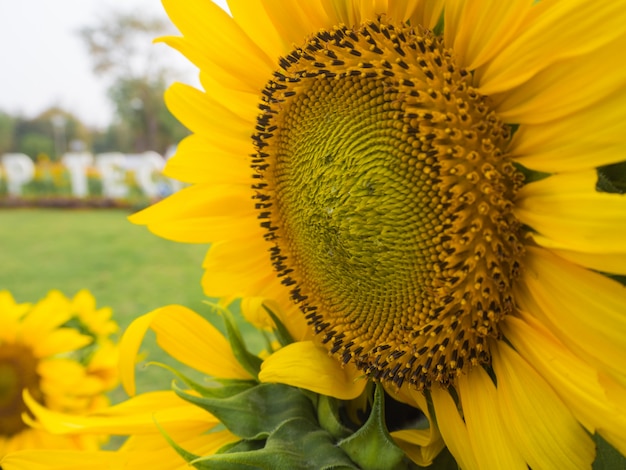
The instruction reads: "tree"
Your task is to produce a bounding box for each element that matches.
[0,111,16,155]
[6,108,89,160]
[79,10,189,154]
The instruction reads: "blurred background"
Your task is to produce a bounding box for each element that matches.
[0,0,249,398]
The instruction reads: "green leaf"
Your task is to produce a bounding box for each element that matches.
[317,395,352,440]
[432,12,444,36]
[208,302,263,378]
[338,384,407,470]
[152,417,202,465]
[195,378,259,399]
[192,418,358,470]
[174,382,317,440]
[263,304,294,347]
[217,439,265,455]
[597,161,626,194]
[593,434,626,470]
[606,274,626,287]
[514,162,550,184]
[145,361,257,398]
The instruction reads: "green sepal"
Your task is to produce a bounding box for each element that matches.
[432,12,444,36]
[317,395,352,440]
[513,161,550,184]
[262,304,294,347]
[338,384,407,470]
[144,361,257,398]
[174,382,317,440]
[208,302,263,378]
[597,161,626,194]
[593,434,626,470]
[152,415,202,465]
[420,446,459,470]
[195,378,260,399]
[192,418,358,470]
[217,438,265,455]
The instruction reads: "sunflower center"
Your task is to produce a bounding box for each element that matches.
[252,20,525,389]
[0,343,42,436]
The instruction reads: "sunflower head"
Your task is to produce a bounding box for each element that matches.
[0,290,119,454]
[253,18,525,389]
[0,343,42,438]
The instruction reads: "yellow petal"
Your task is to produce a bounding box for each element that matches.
[227,0,287,60]
[38,359,103,397]
[444,0,539,72]
[163,135,252,185]
[239,296,275,331]
[0,450,125,470]
[240,289,312,343]
[391,430,446,467]
[164,83,250,142]
[510,89,626,172]
[202,240,274,298]
[198,71,259,124]
[119,310,156,396]
[20,290,71,341]
[503,314,626,456]
[149,305,251,379]
[431,386,479,470]
[387,0,442,25]
[478,0,626,95]
[0,291,29,342]
[457,366,527,470]
[259,341,366,399]
[32,328,92,358]
[493,342,595,469]
[515,171,626,254]
[518,247,626,387]
[70,289,96,312]
[387,384,444,466]
[129,183,258,244]
[262,0,334,48]
[492,32,626,124]
[25,389,216,435]
[409,0,444,30]
[158,35,254,93]
[530,233,626,275]
[87,340,119,390]
[119,306,250,396]
[120,430,238,469]
[162,0,273,91]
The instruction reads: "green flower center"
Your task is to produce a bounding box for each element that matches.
[252,19,525,389]
[0,343,42,436]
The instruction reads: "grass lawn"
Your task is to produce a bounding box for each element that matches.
[0,208,261,402]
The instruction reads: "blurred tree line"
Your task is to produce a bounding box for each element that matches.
[0,10,189,160]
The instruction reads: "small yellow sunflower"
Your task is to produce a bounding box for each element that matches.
[0,305,243,469]
[0,290,118,457]
[131,0,626,467]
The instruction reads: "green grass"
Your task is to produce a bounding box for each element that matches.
[0,208,240,400]
[0,209,209,326]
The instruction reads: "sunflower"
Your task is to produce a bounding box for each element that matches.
[130,0,626,467]
[0,305,245,470]
[0,290,118,457]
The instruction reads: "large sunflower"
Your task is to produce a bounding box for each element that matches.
[0,290,118,457]
[131,0,626,467]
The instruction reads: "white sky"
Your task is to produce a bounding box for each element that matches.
[0,0,229,128]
